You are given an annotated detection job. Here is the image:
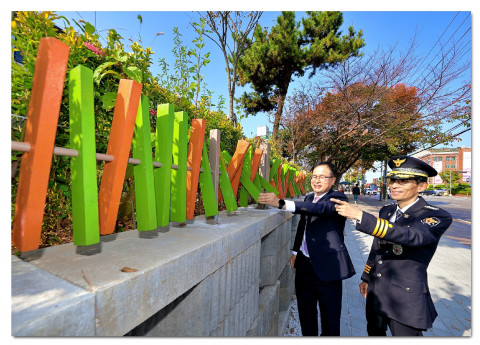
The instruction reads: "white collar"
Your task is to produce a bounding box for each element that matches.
[397,198,420,213]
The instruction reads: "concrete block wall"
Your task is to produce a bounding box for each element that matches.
[11,206,299,336]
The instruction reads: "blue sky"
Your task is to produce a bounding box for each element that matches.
[54,9,472,152]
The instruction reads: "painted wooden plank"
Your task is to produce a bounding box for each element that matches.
[98,79,143,235]
[209,129,220,202]
[291,169,300,196]
[186,119,206,219]
[218,154,238,212]
[68,65,100,246]
[12,37,70,252]
[250,149,263,182]
[170,111,188,223]
[226,140,250,198]
[132,95,157,231]
[276,164,284,199]
[199,140,219,217]
[154,103,175,227]
[258,175,279,194]
[239,146,253,207]
[269,158,281,181]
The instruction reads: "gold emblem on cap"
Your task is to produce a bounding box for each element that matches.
[393,158,406,167]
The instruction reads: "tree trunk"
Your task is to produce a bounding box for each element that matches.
[227,83,237,124]
[272,93,286,139]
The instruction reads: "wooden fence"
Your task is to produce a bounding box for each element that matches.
[11,37,307,253]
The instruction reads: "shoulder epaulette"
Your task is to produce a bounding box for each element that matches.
[423,205,439,211]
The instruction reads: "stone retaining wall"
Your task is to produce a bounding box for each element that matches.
[12,206,299,336]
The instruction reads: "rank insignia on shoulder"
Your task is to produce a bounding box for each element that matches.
[424,205,439,211]
[422,217,441,226]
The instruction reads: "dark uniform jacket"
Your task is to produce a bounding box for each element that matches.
[292,190,355,282]
[356,197,452,329]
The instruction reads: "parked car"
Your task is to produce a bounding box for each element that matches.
[365,188,378,195]
[420,190,436,196]
[434,189,446,196]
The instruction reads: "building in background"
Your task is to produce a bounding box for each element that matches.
[412,147,471,185]
[256,126,270,139]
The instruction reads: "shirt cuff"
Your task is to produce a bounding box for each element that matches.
[284,200,296,212]
[292,251,298,256]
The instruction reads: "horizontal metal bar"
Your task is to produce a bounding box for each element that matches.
[54,147,78,157]
[11,141,31,152]
[96,153,114,162]
[11,141,217,173]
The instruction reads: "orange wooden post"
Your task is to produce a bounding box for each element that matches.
[276,164,284,199]
[250,149,263,182]
[12,38,70,252]
[227,140,251,198]
[186,119,206,219]
[98,80,142,235]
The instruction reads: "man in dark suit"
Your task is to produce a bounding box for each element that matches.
[258,161,355,336]
[332,156,452,336]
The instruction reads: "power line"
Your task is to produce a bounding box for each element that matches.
[410,13,471,86]
[409,126,471,156]
[408,12,459,82]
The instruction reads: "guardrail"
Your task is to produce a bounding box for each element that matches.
[11,37,307,253]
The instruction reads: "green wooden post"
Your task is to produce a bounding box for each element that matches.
[258,174,279,194]
[292,168,300,196]
[154,104,175,226]
[170,111,188,222]
[239,146,253,207]
[199,140,218,217]
[132,95,157,231]
[239,146,261,204]
[282,163,290,197]
[69,65,100,246]
[269,158,281,181]
[218,154,238,212]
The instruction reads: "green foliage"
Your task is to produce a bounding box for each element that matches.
[439,171,461,185]
[452,182,471,195]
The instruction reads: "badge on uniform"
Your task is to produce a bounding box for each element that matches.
[422,217,441,227]
[393,244,403,255]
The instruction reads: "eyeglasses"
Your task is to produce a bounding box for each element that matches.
[388,178,415,186]
[311,175,334,181]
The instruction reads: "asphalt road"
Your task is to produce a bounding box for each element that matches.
[356,194,472,247]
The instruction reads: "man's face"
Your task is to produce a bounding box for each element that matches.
[311,165,336,195]
[389,178,427,206]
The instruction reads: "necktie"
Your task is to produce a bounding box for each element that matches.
[313,196,320,203]
[395,209,403,222]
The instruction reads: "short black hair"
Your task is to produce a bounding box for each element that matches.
[312,161,337,177]
[414,176,428,183]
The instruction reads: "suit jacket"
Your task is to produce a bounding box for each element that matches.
[356,197,452,329]
[292,190,355,282]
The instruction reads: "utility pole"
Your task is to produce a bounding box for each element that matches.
[382,160,387,202]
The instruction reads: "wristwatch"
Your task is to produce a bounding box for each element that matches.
[278,199,285,209]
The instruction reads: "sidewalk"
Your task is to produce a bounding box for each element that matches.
[283,195,472,336]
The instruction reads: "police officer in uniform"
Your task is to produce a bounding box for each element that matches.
[332,156,452,336]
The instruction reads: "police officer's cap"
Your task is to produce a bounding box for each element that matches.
[387,155,437,179]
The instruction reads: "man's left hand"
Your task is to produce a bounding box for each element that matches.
[258,193,280,208]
